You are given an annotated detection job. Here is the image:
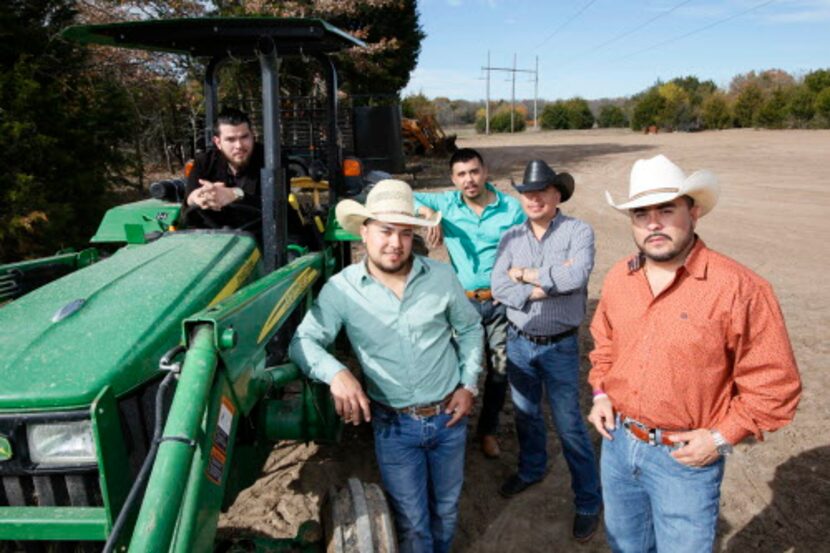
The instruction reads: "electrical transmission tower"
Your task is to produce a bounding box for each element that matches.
[482,52,539,135]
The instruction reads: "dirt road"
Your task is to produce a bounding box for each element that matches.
[220,128,830,552]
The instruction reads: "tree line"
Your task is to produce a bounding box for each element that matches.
[405,68,830,133]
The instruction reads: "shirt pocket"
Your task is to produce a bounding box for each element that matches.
[663,314,729,379]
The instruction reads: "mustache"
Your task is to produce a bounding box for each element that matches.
[645,233,672,242]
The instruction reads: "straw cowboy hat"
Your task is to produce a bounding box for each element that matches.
[605,154,719,216]
[335,179,441,236]
[512,159,575,202]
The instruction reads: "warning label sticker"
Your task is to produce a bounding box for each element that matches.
[206,397,235,485]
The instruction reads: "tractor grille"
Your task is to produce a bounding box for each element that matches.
[1,473,102,508]
[0,411,102,509]
[117,378,166,478]
[0,378,164,509]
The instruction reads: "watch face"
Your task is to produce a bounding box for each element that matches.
[718,444,733,456]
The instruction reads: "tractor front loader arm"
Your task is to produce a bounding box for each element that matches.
[124,249,342,552]
[129,324,218,552]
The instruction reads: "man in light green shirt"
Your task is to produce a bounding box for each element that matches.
[289,179,483,553]
[415,148,526,459]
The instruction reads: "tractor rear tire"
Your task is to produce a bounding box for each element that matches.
[322,478,397,553]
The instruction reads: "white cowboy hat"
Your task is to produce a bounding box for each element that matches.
[335,179,441,236]
[605,154,720,216]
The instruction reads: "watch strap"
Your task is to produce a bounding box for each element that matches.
[710,430,733,456]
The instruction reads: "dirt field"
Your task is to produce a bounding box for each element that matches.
[219,128,830,551]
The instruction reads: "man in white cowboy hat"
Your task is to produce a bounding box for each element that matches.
[491,159,603,543]
[414,147,526,459]
[587,154,801,553]
[289,179,483,553]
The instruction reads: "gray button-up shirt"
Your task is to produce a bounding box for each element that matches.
[491,211,595,336]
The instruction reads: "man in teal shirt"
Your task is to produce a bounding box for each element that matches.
[415,148,526,458]
[289,179,483,553]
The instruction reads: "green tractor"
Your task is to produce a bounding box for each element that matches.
[0,17,397,552]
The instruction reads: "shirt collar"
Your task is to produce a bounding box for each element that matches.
[683,236,709,280]
[453,182,500,209]
[523,208,562,238]
[625,235,709,278]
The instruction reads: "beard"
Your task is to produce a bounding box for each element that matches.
[227,152,252,172]
[638,229,696,263]
[367,251,413,275]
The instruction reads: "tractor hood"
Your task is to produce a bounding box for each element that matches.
[0,232,260,411]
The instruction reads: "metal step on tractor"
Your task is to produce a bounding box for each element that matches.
[0,17,397,553]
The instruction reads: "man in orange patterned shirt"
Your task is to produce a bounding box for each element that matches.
[587,154,801,553]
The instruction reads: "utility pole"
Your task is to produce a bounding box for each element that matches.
[481,53,538,134]
[534,56,539,130]
[485,50,490,136]
[510,53,516,133]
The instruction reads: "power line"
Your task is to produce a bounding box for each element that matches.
[553,0,695,73]
[577,0,696,60]
[613,0,778,63]
[535,0,599,49]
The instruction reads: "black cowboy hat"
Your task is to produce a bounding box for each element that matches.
[512,159,575,202]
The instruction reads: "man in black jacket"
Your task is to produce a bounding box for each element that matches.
[183,108,263,231]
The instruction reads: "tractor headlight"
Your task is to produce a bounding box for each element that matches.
[27,420,97,465]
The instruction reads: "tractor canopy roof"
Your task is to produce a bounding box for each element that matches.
[61,17,366,56]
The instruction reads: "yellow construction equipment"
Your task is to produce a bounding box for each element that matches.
[402,114,457,156]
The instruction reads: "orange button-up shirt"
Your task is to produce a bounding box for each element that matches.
[588,238,801,445]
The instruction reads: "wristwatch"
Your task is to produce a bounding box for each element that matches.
[232,187,244,201]
[710,430,733,456]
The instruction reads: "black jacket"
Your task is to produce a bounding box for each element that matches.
[182,144,264,230]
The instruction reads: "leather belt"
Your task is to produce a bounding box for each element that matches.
[509,322,577,345]
[620,414,684,448]
[374,394,452,418]
[465,288,492,301]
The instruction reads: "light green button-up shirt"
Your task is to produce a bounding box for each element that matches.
[288,256,483,408]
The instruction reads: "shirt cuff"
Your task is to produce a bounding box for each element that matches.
[537,266,556,294]
[716,417,755,445]
[310,357,348,385]
[459,368,478,388]
[413,195,427,213]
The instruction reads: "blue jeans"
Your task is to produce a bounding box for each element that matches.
[371,404,467,553]
[506,329,602,515]
[602,422,725,553]
[468,299,509,436]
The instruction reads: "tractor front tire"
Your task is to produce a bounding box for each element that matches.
[322,478,397,553]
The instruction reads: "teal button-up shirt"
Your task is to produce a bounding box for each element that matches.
[414,184,526,291]
[288,256,483,408]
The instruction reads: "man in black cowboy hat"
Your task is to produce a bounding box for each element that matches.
[492,159,603,542]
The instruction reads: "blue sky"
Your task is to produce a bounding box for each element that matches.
[402,0,830,101]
